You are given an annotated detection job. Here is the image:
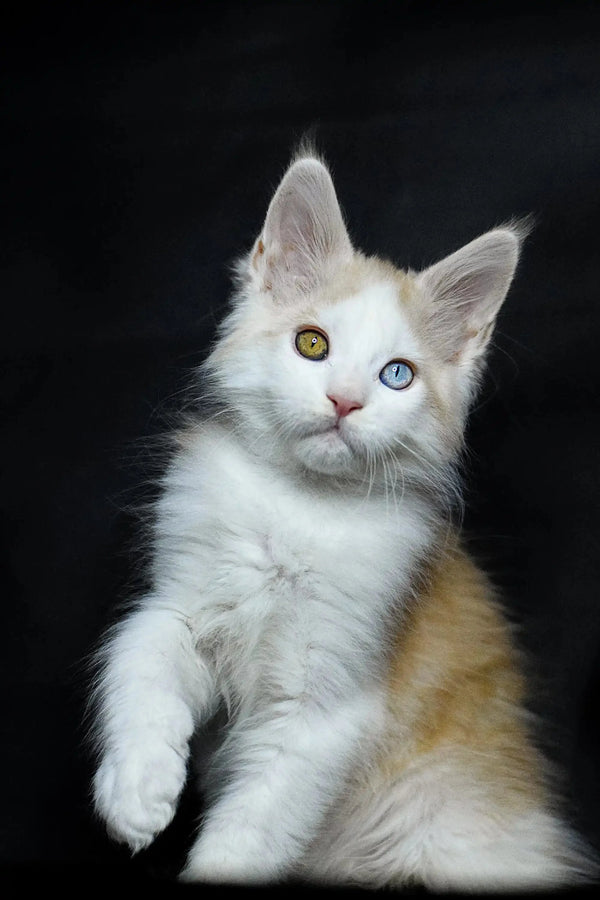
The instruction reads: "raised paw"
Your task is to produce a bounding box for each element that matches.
[93,740,188,852]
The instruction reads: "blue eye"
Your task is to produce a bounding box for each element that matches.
[379,360,414,390]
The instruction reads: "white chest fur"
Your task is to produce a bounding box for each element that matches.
[153,425,433,709]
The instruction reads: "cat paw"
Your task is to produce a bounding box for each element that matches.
[93,742,188,852]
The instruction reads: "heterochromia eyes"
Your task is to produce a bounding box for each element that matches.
[295,328,329,360]
[295,328,414,391]
[379,360,414,390]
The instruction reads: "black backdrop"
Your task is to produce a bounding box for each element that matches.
[2,0,600,893]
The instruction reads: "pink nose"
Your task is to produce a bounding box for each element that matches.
[327,394,363,418]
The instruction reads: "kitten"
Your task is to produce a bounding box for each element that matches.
[91,151,596,890]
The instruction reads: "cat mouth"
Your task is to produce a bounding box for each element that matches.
[321,425,347,443]
[312,420,360,456]
[314,420,349,444]
[291,420,356,474]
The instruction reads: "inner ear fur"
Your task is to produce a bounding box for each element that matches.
[253,155,353,300]
[417,226,525,363]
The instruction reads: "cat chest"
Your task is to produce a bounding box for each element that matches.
[202,497,405,631]
[200,514,397,701]
[178,441,428,655]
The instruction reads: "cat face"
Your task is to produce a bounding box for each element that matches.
[231,281,437,478]
[208,264,467,486]
[206,152,523,488]
[285,285,421,476]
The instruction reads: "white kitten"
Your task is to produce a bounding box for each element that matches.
[91,151,596,890]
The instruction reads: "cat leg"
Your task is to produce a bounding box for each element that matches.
[92,601,216,852]
[180,689,383,884]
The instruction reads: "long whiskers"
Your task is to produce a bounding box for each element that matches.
[389,436,461,514]
[390,437,443,486]
[384,447,405,515]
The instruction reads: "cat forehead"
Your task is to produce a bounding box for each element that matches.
[309,280,423,356]
[324,280,410,319]
[315,253,415,306]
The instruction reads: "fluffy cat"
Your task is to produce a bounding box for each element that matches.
[91,150,596,891]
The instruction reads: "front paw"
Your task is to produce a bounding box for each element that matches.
[94,741,188,852]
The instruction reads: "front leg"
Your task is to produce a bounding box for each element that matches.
[92,601,216,851]
[181,688,383,883]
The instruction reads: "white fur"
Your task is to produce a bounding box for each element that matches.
[91,154,594,889]
[94,415,435,878]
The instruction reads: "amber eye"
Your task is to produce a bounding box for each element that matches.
[295,328,329,361]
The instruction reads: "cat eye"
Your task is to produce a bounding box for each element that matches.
[379,360,414,390]
[295,328,329,361]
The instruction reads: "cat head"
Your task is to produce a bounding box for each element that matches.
[204,152,525,495]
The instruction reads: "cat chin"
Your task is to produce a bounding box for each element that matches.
[293,429,356,476]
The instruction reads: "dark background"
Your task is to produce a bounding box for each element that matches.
[2,0,600,893]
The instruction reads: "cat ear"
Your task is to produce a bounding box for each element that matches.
[417,226,524,365]
[251,156,353,299]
